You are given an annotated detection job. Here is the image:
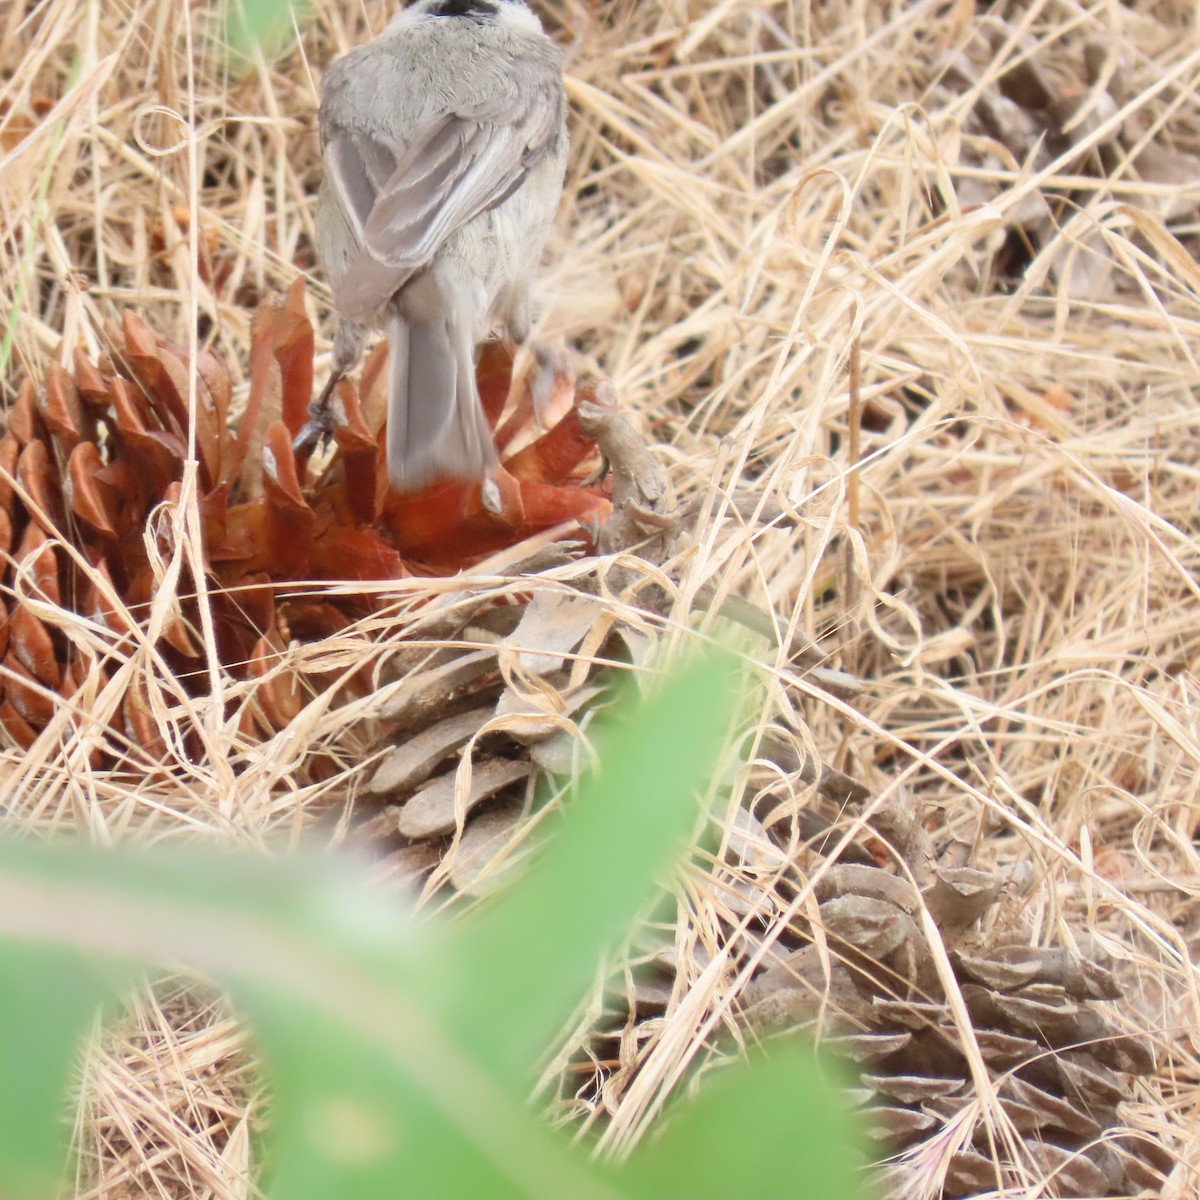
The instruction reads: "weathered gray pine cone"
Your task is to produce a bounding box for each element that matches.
[936,19,1200,299]
[584,769,1170,1200]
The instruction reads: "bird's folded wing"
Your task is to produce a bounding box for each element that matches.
[325,86,560,323]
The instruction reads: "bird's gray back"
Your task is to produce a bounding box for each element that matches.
[320,20,564,145]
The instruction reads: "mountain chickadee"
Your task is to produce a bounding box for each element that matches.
[299,0,568,501]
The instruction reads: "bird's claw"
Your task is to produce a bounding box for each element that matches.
[581,454,611,490]
[293,373,341,456]
[293,408,334,456]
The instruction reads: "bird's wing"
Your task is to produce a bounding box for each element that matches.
[324,86,561,323]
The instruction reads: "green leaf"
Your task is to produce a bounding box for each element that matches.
[445,646,742,1079]
[0,841,615,1200]
[0,945,128,1197]
[225,0,308,62]
[621,1043,872,1200]
[242,988,615,1200]
[0,647,866,1200]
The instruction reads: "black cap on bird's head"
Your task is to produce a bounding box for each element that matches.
[421,0,498,15]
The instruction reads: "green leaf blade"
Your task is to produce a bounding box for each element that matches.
[620,1043,873,1200]
[449,646,742,1079]
[0,945,128,1198]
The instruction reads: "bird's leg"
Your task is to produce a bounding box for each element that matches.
[294,320,365,455]
[506,306,571,430]
[529,340,572,429]
[293,371,341,455]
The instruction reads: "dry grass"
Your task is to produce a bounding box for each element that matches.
[3,0,1200,1195]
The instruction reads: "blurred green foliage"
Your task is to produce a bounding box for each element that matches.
[225,0,310,62]
[0,649,869,1198]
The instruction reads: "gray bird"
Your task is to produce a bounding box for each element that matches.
[299,0,568,499]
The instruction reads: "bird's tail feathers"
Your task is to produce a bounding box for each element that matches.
[385,308,497,491]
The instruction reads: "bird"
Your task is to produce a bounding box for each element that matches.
[297,0,568,506]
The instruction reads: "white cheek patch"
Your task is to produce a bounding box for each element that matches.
[496,4,543,35]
